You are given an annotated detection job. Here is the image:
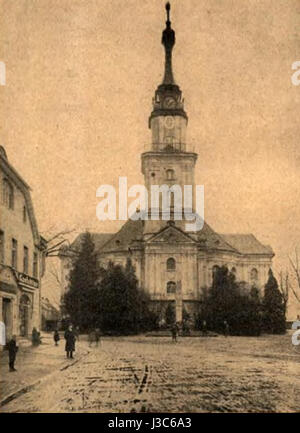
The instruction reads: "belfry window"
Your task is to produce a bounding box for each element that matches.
[166,169,175,180]
[167,281,176,294]
[167,257,176,271]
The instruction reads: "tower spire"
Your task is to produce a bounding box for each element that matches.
[162,2,175,85]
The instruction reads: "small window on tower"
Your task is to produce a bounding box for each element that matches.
[166,169,175,180]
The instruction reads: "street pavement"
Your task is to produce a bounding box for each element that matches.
[0,333,299,413]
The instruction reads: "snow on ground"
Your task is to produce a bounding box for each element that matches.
[1,332,299,413]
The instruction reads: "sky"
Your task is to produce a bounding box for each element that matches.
[0,0,299,315]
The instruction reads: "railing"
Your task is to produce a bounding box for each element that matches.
[143,143,195,153]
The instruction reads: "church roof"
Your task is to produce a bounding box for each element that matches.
[66,223,273,258]
[70,232,114,253]
[220,233,274,256]
[101,219,144,252]
[196,222,238,253]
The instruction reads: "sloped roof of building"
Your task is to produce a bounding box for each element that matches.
[65,222,273,257]
[220,233,274,256]
[196,221,238,253]
[71,232,114,253]
[0,147,42,247]
[101,219,239,254]
[101,219,144,252]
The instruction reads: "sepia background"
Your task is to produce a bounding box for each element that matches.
[0,0,299,316]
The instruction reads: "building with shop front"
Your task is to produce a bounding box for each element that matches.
[41,297,60,332]
[0,146,46,340]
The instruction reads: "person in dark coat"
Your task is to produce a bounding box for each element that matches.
[7,335,18,372]
[64,325,76,358]
[95,328,101,347]
[53,329,60,346]
[202,320,208,336]
[74,326,80,341]
[224,320,230,337]
[32,327,41,346]
[171,323,179,342]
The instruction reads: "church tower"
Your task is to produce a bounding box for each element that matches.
[141,3,198,237]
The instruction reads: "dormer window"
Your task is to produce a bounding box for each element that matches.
[2,178,14,209]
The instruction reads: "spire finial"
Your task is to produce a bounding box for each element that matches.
[166,2,171,23]
[162,2,175,84]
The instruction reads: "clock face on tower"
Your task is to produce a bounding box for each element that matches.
[163,96,176,109]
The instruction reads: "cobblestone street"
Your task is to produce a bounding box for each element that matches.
[1,333,300,413]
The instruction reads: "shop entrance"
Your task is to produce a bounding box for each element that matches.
[2,298,12,339]
[19,294,31,337]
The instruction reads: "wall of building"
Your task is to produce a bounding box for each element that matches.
[0,165,42,339]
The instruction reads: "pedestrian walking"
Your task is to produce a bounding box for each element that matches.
[74,326,80,341]
[64,325,76,359]
[53,329,60,346]
[88,328,101,347]
[7,335,18,372]
[171,323,178,342]
[202,320,207,335]
[32,327,41,346]
[224,320,230,337]
[95,328,101,347]
[88,329,96,347]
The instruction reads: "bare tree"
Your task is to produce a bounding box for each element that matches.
[279,270,289,312]
[288,248,300,305]
[41,229,75,257]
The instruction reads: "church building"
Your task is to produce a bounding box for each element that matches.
[60,4,274,323]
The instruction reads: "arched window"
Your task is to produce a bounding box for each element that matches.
[231,267,236,274]
[212,265,220,283]
[166,169,175,180]
[212,265,220,275]
[250,268,258,280]
[166,257,176,271]
[2,178,14,209]
[167,281,176,294]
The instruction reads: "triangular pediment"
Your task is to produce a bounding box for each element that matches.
[147,224,196,244]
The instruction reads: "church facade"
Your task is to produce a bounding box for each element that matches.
[60,4,274,323]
